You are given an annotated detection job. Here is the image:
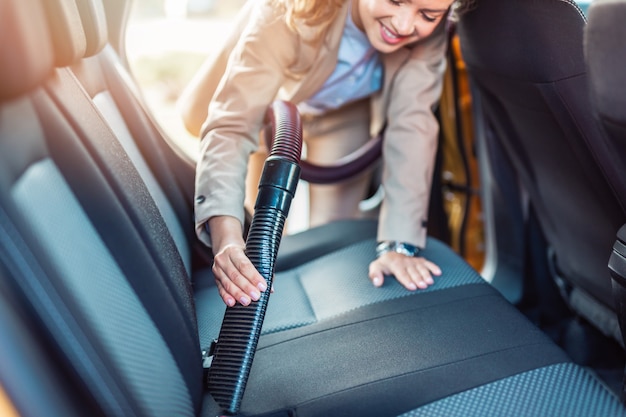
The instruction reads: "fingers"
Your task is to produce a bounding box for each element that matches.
[404,263,434,289]
[399,257,441,290]
[212,244,268,307]
[369,253,441,291]
[368,262,388,287]
[370,272,385,287]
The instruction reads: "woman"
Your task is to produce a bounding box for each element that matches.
[186,0,468,307]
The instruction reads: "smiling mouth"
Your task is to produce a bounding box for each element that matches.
[380,23,413,45]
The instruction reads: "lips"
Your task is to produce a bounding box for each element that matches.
[380,23,408,45]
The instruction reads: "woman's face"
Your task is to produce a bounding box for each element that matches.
[352,0,454,53]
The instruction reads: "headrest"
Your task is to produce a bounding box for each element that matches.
[41,0,108,67]
[586,0,626,122]
[42,0,87,67]
[75,0,108,57]
[0,0,54,100]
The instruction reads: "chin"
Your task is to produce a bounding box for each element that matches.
[373,41,405,54]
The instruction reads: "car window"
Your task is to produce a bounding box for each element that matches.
[126,0,244,156]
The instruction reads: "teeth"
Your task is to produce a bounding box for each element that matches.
[383,26,398,39]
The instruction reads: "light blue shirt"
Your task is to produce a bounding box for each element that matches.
[299,8,383,115]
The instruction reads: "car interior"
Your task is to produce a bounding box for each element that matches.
[0,0,625,416]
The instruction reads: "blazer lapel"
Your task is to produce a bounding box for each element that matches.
[370,47,411,135]
[288,2,351,104]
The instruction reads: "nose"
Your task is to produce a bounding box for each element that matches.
[392,11,417,36]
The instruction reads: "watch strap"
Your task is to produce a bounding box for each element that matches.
[376,241,421,258]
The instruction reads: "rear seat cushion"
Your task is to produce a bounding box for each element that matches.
[195,234,487,345]
[401,363,626,417]
[201,283,572,416]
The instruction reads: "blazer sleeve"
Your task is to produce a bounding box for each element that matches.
[377,26,448,249]
[194,2,299,246]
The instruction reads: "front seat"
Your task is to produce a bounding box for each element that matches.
[585,0,626,386]
[585,0,626,209]
[457,0,626,347]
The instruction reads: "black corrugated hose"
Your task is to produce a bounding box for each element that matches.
[206,100,302,415]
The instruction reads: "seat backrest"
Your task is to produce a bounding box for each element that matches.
[457,0,626,342]
[585,0,626,358]
[585,0,626,209]
[0,3,99,413]
[0,0,203,414]
[69,0,200,276]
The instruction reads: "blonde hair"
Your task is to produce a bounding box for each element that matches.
[271,0,475,33]
[271,0,345,34]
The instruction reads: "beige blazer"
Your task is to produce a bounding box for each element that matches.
[188,0,448,249]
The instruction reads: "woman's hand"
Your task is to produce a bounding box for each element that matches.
[368,252,442,291]
[209,216,268,307]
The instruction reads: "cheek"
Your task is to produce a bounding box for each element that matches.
[360,0,387,24]
[416,22,440,39]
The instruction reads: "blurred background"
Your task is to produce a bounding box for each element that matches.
[126,0,245,157]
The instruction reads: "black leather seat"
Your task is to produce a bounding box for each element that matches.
[457,0,626,347]
[0,0,624,416]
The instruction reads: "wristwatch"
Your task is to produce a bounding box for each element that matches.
[376,241,421,258]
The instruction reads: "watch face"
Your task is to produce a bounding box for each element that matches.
[397,245,416,257]
[376,241,419,257]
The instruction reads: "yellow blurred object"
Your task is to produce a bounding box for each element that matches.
[439,34,485,272]
[0,385,19,417]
